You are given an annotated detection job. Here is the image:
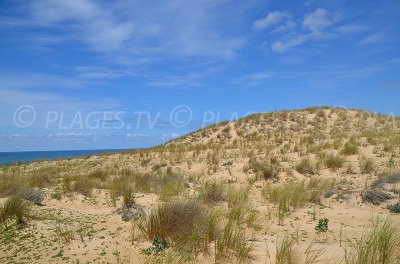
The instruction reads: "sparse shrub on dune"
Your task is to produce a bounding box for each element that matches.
[16,188,44,205]
[361,189,392,205]
[388,202,400,213]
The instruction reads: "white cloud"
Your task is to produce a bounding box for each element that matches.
[4,0,250,60]
[271,35,307,53]
[253,11,290,30]
[356,33,385,46]
[233,70,275,87]
[303,8,332,32]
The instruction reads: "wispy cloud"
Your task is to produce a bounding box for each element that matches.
[253,7,374,53]
[3,0,249,60]
[233,70,275,87]
[253,11,291,30]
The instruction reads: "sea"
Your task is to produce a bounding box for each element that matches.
[0,149,130,165]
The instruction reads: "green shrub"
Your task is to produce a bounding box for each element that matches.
[315,218,329,234]
[142,236,170,255]
[388,202,400,213]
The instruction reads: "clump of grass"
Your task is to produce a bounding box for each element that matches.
[263,179,335,215]
[275,233,298,264]
[341,140,359,155]
[345,218,400,264]
[296,157,315,175]
[73,177,95,197]
[359,156,374,174]
[361,189,393,205]
[245,158,280,180]
[215,223,254,264]
[138,200,218,256]
[321,153,345,170]
[198,182,227,204]
[0,196,31,229]
[262,181,309,214]
[54,224,75,244]
[122,186,135,208]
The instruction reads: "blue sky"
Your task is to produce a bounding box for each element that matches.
[0,0,399,151]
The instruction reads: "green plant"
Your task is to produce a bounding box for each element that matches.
[142,236,170,255]
[215,223,254,264]
[315,218,329,234]
[122,186,135,208]
[388,202,400,213]
[275,233,298,264]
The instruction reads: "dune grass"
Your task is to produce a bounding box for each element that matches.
[0,196,31,230]
[344,218,400,264]
[137,200,218,257]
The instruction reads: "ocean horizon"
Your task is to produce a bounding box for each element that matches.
[0,149,130,165]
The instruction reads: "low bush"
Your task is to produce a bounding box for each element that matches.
[388,202,400,213]
[361,189,392,205]
[17,188,44,205]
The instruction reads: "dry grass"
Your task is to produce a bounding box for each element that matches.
[138,200,218,256]
[361,189,393,205]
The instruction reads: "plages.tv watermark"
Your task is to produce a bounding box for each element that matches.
[12,104,253,130]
